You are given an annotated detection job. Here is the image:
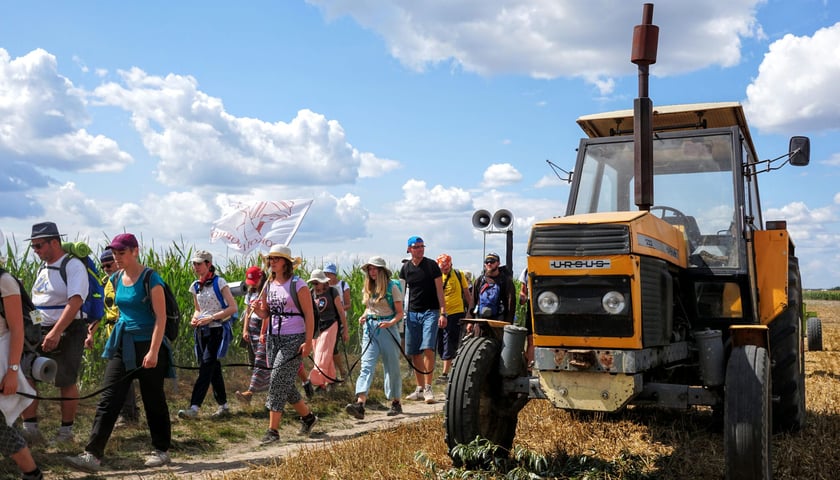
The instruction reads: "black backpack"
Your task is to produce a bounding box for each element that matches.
[0,267,41,352]
[111,268,182,341]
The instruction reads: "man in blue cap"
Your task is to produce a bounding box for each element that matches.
[399,236,446,404]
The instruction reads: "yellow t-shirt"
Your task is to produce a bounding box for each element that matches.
[441,270,469,315]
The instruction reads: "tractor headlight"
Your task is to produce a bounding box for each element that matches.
[537,291,560,314]
[601,291,626,314]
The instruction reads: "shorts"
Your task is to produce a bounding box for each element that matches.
[39,318,86,388]
[437,312,464,361]
[405,310,439,356]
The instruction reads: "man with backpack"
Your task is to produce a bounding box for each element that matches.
[435,254,473,385]
[470,252,516,327]
[21,222,90,445]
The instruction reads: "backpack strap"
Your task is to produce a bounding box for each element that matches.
[211,276,228,310]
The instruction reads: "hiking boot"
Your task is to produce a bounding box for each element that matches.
[65,452,101,473]
[423,385,435,404]
[260,429,280,445]
[210,406,230,418]
[298,413,318,436]
[345,402,365,420]
[235,390,253,405]
[387,401,403,416]
[177,408,198,419]
[435,373,449,385]
[143,450,171,467]
[406,386,424,401]
[302,381,314,400]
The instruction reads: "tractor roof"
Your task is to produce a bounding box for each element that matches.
[576,102,758,163]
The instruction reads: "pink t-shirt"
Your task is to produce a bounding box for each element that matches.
[266,277,305,335]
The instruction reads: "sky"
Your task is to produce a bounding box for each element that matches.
[1,0,840,288]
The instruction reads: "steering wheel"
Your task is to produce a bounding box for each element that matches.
[649,205,688,220]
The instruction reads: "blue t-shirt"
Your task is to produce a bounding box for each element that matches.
[114,269,165,341]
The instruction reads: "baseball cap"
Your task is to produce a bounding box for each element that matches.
[100,249,115,263]
[106,233,139,251]
[245,266,263,286]
[485,252,500,263]
[324,263,338,275]
[191,250,213,264]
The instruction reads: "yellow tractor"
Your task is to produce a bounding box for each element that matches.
[444,5,813,479]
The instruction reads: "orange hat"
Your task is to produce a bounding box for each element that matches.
[436,253,452,269]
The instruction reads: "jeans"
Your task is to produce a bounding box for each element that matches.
[355,319,402,400]
[85,340,171,459]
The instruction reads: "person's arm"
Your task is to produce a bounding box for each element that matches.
[461,273,474,313]
[297,285,315,356]
[504,278,516,323]
[435,276,447,328]
[258,289,269,344]
[0,293,23,395]
[334,290,348,342]
[215,285,239,321]
[143,283,166,368]
[342,286,351,313]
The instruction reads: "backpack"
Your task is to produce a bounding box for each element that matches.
[288,277,320,327]
[112,268,182,341]
[192,276,238,323]
[44,242,105,323]
[476,276,503,319]
[382,279,402,312]
[0,267,41,353]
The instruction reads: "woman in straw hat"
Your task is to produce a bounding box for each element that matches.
[344,256,404,420]
[252,245,317,444]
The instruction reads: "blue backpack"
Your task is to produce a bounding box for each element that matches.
[44,253,105,323]
[476,277,502,318]
[192,276,237,323]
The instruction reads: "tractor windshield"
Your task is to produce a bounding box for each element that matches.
[571,129,740,269]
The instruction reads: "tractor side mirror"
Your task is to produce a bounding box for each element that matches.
[789,136,810,166]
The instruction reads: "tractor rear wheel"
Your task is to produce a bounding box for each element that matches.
[724,345,771,480]
[768,254,806,432]
[807,317,823,351]
[445,336,518,467]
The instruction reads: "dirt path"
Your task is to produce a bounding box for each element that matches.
[77,399,444,479]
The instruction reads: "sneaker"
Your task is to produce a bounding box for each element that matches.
[298,413,318,436]
[21,428,46,446]
[65,452,101,473]
[406,386,424,401]
[387,401,403,416]
[211,406,230,418]
[345,402,365,420]
[235,390,253,405]
[302,381,314,400]
[115,414,139,427]
[178,408,198,419]
[423,385,435,404]
[435,373,449,385]
[50,429,74,446]
[143,450,171,467]
[260,429,280,445]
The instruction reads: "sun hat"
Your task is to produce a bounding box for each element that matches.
[323,263,338,275]
[436,253,452,268]
[362,256,391,277]
[99,249,115,263]
[307,269,330,284]
[106,233,139,251]
[26,222,66,241]
[191,250,213,264]
[245,266,264,286]
[262,244,301,267]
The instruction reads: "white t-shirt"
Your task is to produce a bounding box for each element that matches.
[191,276,231,328]
[0,272,20,336]
[31,254,89,327]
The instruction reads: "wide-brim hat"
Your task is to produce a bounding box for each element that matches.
[307,269,330,284]
[26,222,66,241]
[262,244,301,267]
[362,256,392,277]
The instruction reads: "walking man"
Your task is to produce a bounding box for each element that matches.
[435,254,473,385]
[399,236,446,403]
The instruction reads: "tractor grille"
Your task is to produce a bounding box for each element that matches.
[528,224,630,256]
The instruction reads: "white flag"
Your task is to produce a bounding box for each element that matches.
[210,199,313,254]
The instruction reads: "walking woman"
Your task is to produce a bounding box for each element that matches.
[345,256,404,419]
[66,233,173,472]
[253,244,317,445]
[306,269,347,391]
[235,266,270,404]
[178,250,239,419]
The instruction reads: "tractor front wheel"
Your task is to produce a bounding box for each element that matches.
[724,345,771,480]
[807,317,823,351]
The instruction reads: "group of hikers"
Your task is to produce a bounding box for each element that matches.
[0,223,528,476]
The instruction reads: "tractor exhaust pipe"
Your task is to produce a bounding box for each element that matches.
[632,3,659,211]
[500,324,528,378]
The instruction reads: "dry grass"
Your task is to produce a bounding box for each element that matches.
[222,300,840,480]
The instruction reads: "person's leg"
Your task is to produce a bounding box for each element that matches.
[354,322,379,397]
[205,329,227,406]
[404,312,424,389]
[189,334,214,408]
[119,381,139,420]
[84,356,133,458]
[419,310,440,387]
[380,324,403,400]
[136,341,171,454]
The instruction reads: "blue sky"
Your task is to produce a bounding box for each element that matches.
[1,0,839,288]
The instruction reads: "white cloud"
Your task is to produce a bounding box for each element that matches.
[482,163,522,188]
[0,48,132,174]
[744,22,840,133]
[396,179,472,216]
[308,0,765,94]
[93,67,390,188]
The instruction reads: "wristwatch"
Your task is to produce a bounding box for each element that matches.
[9,364,19,372]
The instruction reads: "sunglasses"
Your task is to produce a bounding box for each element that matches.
[101,262,115,269]
[31,241,48,250]
[410,245,425,249]
[484,259,499,265]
